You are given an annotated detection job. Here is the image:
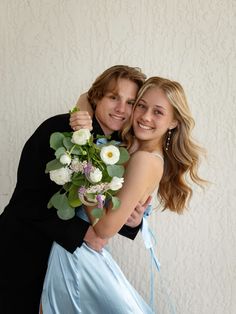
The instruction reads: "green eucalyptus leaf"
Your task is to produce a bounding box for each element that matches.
[63,137,74,151]
[117,147,130,164]
[50,132,65,150]
[57,207,75,220]
[55,147,66,159]
[91,208,104,219]
[68,198,82,208]
[45,159,63,173]
[107,165,124,178]
[68,185,82,207]
[111,196,121,209]
[47,199,53,209]
[50,192,70,211]
[71,146,83,155]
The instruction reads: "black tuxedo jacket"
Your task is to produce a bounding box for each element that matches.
[0,114,140,313]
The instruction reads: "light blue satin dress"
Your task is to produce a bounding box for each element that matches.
[41,208,153,314]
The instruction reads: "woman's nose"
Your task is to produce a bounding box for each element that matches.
[141,110,152,121]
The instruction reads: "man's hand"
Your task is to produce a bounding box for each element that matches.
[125,195,152,228]
[84,226,108,251]
[70,111,93,131]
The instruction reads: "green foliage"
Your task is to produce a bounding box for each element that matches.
[55,147,66,159]
[107,165,125,178]
[68,185,82,207]
[45,159,62,173]
[57,207,75,220]
[117,147,130,164]
[50,132,65,150]
[46,128,130,222]
[111,196,121,209]
[91,207,104,219]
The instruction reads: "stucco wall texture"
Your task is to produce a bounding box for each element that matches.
[0,1,235,313]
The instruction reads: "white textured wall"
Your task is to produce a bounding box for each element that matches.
[0,1,235,313]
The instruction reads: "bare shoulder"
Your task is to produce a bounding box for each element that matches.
[127,151,163,177]
[129,150,163,166]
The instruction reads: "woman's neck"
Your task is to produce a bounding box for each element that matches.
[136,140,163,154]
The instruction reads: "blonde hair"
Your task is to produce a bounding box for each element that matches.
[87,65,146,109]
[122,77,206,213]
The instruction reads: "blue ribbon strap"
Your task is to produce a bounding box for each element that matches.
[141,205,160,312]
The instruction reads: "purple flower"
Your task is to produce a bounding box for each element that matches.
[78,186,86,195]
[96,194,105,209]
[83,162,93,175]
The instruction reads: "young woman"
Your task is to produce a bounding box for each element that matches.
[41,76,205,313]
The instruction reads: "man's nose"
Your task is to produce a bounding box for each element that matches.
[115,100,126,113]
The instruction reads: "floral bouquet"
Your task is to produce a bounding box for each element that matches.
[45,128,129,220]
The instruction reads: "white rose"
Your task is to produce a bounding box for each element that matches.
[59,153,71,165]
[49,167,72,185]
[71,129,91,145]
[109,176,124,191]
[89,168,103,183]
[100,145,120,165]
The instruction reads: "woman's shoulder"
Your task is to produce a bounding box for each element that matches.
[128,150,163,174]
[130,150,163,163]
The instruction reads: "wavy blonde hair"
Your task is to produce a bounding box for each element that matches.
[122,77,206,213]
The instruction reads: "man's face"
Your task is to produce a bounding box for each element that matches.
[95,78,139,135]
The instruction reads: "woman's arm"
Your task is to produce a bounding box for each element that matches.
[70,93,93,131]
[88,151,163,239]
[76,92,94,115]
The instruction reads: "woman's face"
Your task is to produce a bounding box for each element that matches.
[132,87,177,149]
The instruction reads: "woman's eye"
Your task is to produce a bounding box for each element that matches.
[137,103,145,108]
[154,110,163,115]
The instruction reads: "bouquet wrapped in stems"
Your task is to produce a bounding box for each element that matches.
[45,128,130,220]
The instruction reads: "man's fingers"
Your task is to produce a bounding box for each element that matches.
[142,195,152,208]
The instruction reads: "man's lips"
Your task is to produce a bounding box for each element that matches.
[110,114,125,121]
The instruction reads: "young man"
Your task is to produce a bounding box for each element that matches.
[0,65,147,314]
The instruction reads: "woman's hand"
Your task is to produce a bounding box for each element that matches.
[70,111,93,131]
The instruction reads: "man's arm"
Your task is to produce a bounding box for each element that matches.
[118,196,151,239]
[11,115,105,253]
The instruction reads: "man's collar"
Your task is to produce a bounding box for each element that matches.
[92,116,121,141]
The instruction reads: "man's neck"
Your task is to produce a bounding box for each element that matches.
[92,116,120,141]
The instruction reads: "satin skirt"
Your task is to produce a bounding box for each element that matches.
[41,241,153,313]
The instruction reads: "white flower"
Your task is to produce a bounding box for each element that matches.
[49,167,72,185]
[89,168,103,183]
[70,158,83,173]
[109,176,124,191]
[100,145,120,165]
[71,129,91,145]
[59,153,71,165]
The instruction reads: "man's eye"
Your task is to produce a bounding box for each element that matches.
[127,100,135,105]
[109,95,117,100]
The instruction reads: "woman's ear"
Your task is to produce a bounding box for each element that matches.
[170,120,178,130]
